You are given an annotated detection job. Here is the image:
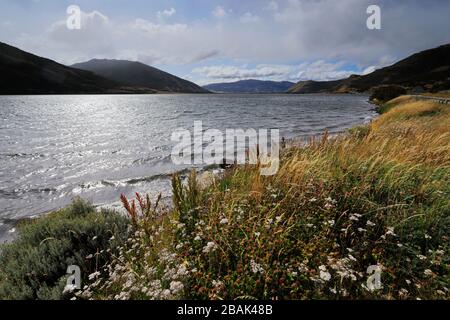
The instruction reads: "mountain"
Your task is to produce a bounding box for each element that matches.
[203,79,296,93]
[72,59,208,93]
[288,44,450,94]
[0,42,147,95]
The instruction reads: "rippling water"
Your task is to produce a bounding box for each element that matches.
[0,93,375,239]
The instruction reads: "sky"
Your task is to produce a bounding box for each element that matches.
[1,0,450,85]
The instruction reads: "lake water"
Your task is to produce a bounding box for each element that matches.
[0,94,375,241]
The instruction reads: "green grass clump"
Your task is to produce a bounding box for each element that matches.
[0,198,129,300]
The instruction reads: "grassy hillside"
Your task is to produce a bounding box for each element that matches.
[2,97,448,300]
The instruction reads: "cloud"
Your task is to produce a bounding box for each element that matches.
[271,0,450,64]
[295,61,355,81]
[49,10,110,44]
[212,6,227,18]
[362,66,377,75]
[240,13,260,24]
[131,18,187,35]
[191,50,220,63]
[264,1,278,12]
[157,8,176,19]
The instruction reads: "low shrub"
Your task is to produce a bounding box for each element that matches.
[0,198,129,300]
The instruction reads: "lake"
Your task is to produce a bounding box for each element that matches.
[0,93,375,240]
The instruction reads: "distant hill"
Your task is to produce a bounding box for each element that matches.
[72,59,208,93]
[288,44,450,94]
[0,42,148,95]
[203,79,296,93]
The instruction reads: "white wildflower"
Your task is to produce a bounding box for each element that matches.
[212,280,224,289]
[348,254,357,262]
[161,289,172,299]
[63,284,77,294]
[324,203,333,210]
[169,281,184,294]
[250,260,264,274]
[366,220,376,227]
[424,269,434,276]
[319,265,331,282]
[88,271,100,281]
[399,288,409,296]
[386,227,397,236]
[202,241,218,254]
[177,223,185,230]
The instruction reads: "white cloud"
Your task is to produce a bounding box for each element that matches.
[265,1,278,12]
[240,13,260,24]
[49,10,110,43]
[362,66,376,75]
[295,61,355,81]
[157,8,176,19]
[212,6,227,18]
[131,19,187,35]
